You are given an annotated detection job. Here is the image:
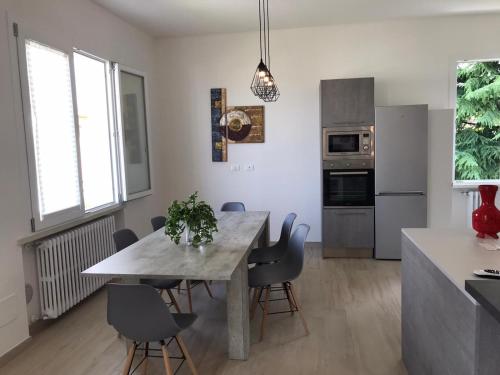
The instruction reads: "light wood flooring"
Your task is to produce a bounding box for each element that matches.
[0,247,407,375]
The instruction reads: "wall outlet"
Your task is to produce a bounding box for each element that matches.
[245,163,255,172]
[230,164,240,172]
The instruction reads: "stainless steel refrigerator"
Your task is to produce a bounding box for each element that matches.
[375,105,428,259]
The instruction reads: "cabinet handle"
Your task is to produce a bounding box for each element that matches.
[329,171,368,176]
[335,212,368,216]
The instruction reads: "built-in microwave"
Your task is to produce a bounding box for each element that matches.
[322,126,374,160]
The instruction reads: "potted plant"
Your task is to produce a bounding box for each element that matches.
[165,192,218,247]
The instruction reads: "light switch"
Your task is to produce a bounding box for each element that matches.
[230,164,240,172]
[245,163,255,172]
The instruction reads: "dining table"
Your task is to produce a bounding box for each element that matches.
[82,210,270,360]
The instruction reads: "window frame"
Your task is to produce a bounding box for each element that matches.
[17,30,86,230]
[113,64,154,201]
[12,20,154,233]
[451,57,500,188]
[73,48,122,212]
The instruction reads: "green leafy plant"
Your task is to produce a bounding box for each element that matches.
[455,61,500,181]
[165,192,218,247]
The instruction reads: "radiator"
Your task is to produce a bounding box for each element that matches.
[465,190,481,228]
[36,216,115,319]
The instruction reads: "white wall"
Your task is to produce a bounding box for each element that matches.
[0,0,165,357]
[155,14,500,242]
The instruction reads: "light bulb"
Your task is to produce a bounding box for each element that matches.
[264,76,269,82]
[258,70,266,77]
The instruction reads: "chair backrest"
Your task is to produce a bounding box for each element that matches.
[280,224,310,281]
[151,216,166,231]
[113,229,139,252]
[276,213,297,249]
[221,202,246,212]
[107,283,180,342]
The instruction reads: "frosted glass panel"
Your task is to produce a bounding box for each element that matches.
[74,52,116,210]
[120,71,151,196]
[25,40,81,218]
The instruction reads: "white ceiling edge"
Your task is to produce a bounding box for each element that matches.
[92,0,500,38]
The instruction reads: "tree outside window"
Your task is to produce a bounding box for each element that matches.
[454,60,500,183]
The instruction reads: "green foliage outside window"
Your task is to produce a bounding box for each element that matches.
[455,61,500,181]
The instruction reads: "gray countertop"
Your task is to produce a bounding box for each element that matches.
[82,211,269,281]
[402,228,500,294]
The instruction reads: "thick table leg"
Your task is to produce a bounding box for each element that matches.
[226,258,250,360]
[258,216,270,248]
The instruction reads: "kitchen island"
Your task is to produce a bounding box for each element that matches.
[401,228,500,375]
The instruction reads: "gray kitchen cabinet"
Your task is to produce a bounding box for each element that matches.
[321,77,374,127]
[322,207,374,258]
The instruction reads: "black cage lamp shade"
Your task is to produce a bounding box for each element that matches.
[250,0,279,102]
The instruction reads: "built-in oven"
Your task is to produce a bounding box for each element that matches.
[322,125,374,160]
[323,169,375,207]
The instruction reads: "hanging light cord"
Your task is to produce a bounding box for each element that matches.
[258,0,262,61]
[262,0,267,67]
[266,0,271,70]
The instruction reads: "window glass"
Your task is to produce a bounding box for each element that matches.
[74,52,116,210]
[454,60,500,183]
[120,70,151,196]
[25,40,81,218]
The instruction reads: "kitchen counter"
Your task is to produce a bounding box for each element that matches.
[401,228,500,375]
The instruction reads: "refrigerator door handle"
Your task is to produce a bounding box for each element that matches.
[376,191,425,196]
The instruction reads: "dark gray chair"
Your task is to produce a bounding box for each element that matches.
[221,202,246,212]
[248,224,310,341]
[107,283,198,375]
[113,229,139,252]
[113,228,183,313]
[247,213,297,264]
[151,215,166,231]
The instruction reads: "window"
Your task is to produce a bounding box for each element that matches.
[23,40,84,228]
[15,24,152,231]
[117,69,152,199]
[74,52,118,211]
[454,60,500,186]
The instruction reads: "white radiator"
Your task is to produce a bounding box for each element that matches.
[36,216,115,319]
[465,190,481,228]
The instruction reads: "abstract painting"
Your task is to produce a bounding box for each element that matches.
[220,106,265,143]
[211,88,265,161]
[210,88,228,162]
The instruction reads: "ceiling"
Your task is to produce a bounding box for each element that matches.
[93,0,500,37]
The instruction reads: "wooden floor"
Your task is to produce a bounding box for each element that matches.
[0,247,407,375]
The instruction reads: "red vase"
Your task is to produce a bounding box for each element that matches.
[472,185,500,239]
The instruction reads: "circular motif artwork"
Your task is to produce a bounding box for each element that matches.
[219,109,253,141]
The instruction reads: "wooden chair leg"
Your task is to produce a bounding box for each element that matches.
[142,342,149,375]
[260,286,271,341]
[176,335,198,375]
[166,289,182,313]
[250,287,261,321]
[288,283,309,335]
[283,283,295,315]
[161,343,174,375]
[202,281,214,298]
[122,342,137,375]
[186,280,193,313]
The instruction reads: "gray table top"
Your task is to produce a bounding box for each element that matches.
[82,211,269,281]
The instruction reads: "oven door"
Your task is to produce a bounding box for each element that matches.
[323,169,375,207]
